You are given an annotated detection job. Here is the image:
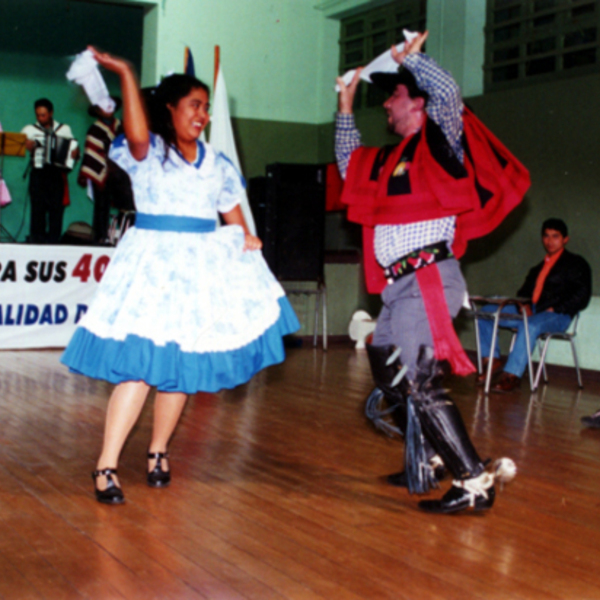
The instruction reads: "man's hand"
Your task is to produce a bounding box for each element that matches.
[25,139,36,152]
[391,31,429,65]
[336,67,364,114]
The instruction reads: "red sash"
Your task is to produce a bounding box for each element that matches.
[416,265,475,376]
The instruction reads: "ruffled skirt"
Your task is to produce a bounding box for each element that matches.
[61,224,299,393]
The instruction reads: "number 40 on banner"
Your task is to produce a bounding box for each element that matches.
[72,254,111,283]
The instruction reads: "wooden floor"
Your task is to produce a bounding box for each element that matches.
[1,346,600,599]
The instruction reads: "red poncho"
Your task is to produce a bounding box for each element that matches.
[341,108,530,374]
[342,108,531,294]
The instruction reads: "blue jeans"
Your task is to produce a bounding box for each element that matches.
[477,304,572,377]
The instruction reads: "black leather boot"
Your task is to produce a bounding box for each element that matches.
[411,347,485,481]
[365,343,409,433]
[387,456,446,487]
[408,347,494,513]
[418,472,495,513]
[366,344,440,488]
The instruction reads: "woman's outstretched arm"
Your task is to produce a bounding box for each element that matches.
[89,46,150,161]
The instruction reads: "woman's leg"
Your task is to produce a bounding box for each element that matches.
[95,380,150,490]
[148,392,188,472]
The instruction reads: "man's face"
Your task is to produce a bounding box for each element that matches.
[35,107,53,128]
[542,228,569,255]
[383,84,421,137]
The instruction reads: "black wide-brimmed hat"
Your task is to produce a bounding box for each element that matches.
[370,67,429,101]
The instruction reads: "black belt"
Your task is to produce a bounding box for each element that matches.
[383,241,453,282]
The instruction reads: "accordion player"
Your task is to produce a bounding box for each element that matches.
[21,101,80,243]
[22,123,79,171]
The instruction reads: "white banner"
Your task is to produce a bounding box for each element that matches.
[0,244,114,349]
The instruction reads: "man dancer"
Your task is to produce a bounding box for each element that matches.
[478,218,591,392]
[336,32,529,513]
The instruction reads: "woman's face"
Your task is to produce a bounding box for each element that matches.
[168,87,210,145]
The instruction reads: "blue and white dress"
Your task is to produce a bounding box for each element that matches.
[61,134,299,393]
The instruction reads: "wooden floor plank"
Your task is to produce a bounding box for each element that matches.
[135,482,377,600]
[0,548,47,600]
[0,518,83,600]
[1,347,600,599]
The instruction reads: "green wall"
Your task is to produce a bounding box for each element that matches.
[0,0,144,241]
[231,117,329,179]
[463,73,600,297]
[458,73,600,368]
[153,0,340,124]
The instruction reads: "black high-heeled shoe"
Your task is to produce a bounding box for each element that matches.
[147,451,171,488]
[92,468,125,504]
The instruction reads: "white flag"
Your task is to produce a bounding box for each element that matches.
[210,65,256,235]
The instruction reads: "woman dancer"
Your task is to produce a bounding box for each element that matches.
[62,48,299,504]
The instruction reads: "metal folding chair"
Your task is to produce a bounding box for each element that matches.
[284,279,327,350]
[532,313,582,390]
[469,296,534,394]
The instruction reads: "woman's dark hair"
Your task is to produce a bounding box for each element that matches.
[144,73,210,163]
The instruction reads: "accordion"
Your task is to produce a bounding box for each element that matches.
[43,133,78,171]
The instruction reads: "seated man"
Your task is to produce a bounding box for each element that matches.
[478,218,591,392]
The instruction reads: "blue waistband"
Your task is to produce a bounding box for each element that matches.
[135,213,217,233]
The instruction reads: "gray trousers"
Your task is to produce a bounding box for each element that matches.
[372,259,466,379]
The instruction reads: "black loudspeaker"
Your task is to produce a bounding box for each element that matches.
[249,163,326,281]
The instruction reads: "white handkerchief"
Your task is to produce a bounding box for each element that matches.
[335,29,419,92]
[66,49,115,113]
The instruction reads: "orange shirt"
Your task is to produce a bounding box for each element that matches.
[532,248,564,304]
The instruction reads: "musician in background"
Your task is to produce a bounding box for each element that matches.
[21,98,79,244]
[78,98,126,244]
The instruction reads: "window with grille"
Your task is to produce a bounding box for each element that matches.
[339,0,427,109]
[485,0,600,91]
